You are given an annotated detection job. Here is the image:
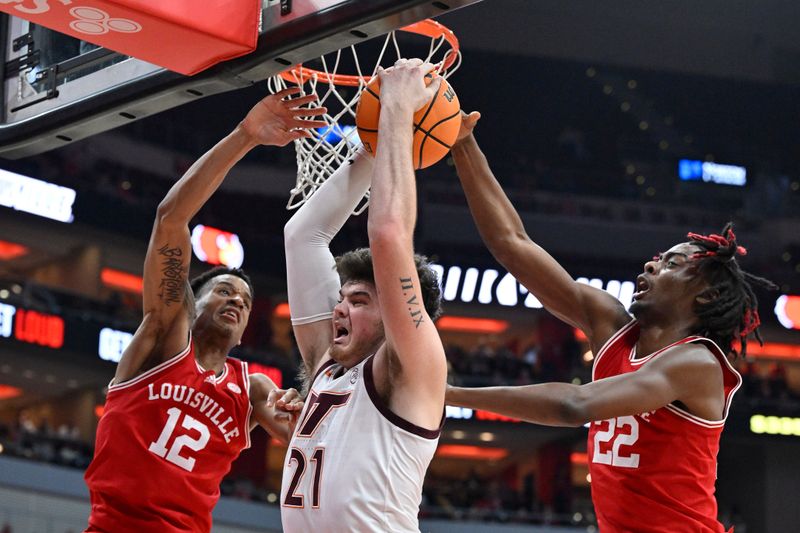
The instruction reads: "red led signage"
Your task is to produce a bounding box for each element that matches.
[474,410,521,423]
[14,309,64,349]
[248,362,283,389]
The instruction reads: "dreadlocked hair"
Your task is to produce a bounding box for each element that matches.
[687,222,777,359]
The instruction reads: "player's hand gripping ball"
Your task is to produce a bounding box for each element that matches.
[355,72,461,169]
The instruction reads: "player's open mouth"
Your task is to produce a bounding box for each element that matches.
[633,275,651,300]
[220,308,239,323]
[334,325,350,343]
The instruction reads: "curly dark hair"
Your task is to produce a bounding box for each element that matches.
[335,247,443,320]
[687,222,777,358]
[190,266,254,299]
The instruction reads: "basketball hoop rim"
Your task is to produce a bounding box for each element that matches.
[278,19,459,87]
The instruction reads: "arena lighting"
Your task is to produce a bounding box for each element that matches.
[775,295,800,330]
[247,362,283,389]
[570,452,588,465]
[678,159,747,187]
[94,405,105,418]
[0,168,76,222]
[431,264,636,309]
[445,405,521,423]
[100,268,143,293]
[273,301,509,333]
[98,327,134,363]
[0,240,28,260]
[436,316,509,333]
[744,342,800,361]
[436,444,508,460]
[750,415,800,437]
[0,384,22,400]
[0,302,14,338]
[273,302,291,318]
[316,124,360,146]
[190,224,244,268]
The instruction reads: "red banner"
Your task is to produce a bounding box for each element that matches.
[0,0,261,75]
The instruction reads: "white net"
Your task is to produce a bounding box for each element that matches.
[268,20,461,214]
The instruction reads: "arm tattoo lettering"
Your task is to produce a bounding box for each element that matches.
[400,277,424,329]
[158,244,185,305]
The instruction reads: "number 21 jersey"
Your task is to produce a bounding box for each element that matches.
[85,337,252,532]
[281,355,441,532]
[588,320,740,532]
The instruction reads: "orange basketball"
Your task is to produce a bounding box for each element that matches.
[355,73,461,169]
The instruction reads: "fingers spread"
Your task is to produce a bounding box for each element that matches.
[291,106,327,117]
[272,87,302,99]
[285,94,319,108]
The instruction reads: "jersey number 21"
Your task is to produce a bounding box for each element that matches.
[283,391,351,508]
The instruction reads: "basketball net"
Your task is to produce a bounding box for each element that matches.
[268,20,461,214]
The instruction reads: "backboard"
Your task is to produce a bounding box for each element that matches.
[0,0,482,158]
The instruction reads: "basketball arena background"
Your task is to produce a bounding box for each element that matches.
[0,1,799,531]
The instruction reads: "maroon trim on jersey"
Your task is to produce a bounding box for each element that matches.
[310,358,337,387]
[107,335,193,393]
[363,355,442,440]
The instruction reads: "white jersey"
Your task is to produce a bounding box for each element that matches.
[280,355,441,532]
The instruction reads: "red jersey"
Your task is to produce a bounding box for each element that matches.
[587,320,740,533]
[85,338,252,532]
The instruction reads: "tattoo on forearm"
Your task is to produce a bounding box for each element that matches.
[400,277,424,328]
[158,244,185,305]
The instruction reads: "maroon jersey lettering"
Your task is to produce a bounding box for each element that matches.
[296,390,351,438]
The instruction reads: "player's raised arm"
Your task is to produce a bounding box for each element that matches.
[367,60,447,429]
[284,149,375,381]
[451,118,630,349]
[114,89,326,384]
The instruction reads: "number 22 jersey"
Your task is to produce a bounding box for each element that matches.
[84,337,252,532]
[588,320,740,532]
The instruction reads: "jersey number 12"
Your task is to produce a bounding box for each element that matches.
[149,407,210,472]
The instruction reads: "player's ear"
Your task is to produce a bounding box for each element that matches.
[695,287,720,305]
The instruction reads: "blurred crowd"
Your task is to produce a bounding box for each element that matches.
[0,414,91,470]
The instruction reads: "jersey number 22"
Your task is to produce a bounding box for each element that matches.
[592,415,640,468]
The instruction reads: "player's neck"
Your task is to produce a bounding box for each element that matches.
[192,333,235,375]
[635,323,694,358]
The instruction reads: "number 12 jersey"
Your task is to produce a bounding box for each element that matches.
[85,337,252,532]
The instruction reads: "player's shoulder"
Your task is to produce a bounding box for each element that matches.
[653,341,722,376]
[589,314,636,354]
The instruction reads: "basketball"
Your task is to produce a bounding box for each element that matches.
[355,73,462,169]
